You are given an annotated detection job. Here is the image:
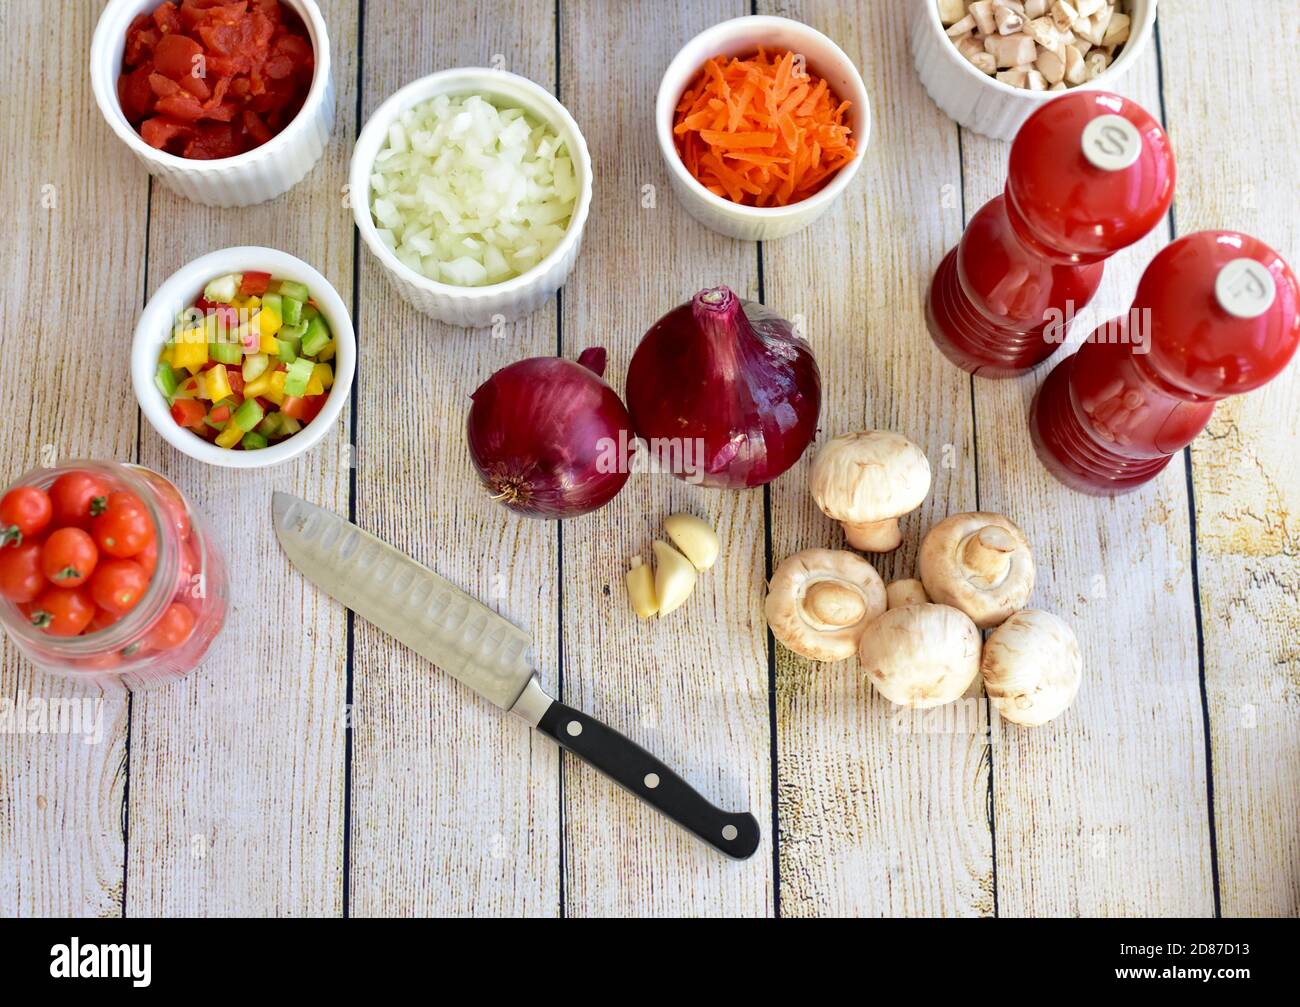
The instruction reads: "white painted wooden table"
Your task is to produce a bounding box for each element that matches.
[1,0,1296,918]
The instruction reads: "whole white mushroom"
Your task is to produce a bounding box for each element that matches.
[765,549,887,662]
[809,431,932,552]
[919,511,1035,628]
[857,603,981,708]
[981,609,1082,726]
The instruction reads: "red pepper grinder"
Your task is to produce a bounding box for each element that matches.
[1030,230,1300,495]
[926,91,1176,377]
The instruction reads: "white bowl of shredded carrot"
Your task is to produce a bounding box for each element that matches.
[657,15,870,241]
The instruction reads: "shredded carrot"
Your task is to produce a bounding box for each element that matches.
[673,50,856,207]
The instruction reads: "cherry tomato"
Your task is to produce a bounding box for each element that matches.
[92,493,155,558]
[0,486,53,545]
[137,536,159,577]
[90,560,150,616]
[40,527,99,587]
[48,471,111,528]
[87,606,122,634]
[146,603,196,651]
[0,540,45,603]
[29,586,95,637]
[155,482,192,539]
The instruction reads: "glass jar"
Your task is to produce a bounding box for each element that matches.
[0,460,227,688]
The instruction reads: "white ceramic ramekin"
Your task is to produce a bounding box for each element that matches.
[132,246,355,469]
[655,15,871,242]
[90,0,335,207]
[911,0,1156,141]
[350,68,593,328]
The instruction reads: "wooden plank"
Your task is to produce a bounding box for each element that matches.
[960,45,1213,913]
[124,0,359,916]
[0,0,145,918]
[764,1,989,917]
[1159,0,1300,918]
[559,0,773,916]
[348,0,561,917]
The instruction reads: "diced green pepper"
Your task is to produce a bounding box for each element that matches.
[203,415,228,432]
[275,337,298,364]
[154,362,180,400]
[301,315,331,357]
[256,413,284,438]
[208,340,243,365]
[232,398,264,432]
[301,303,319,321]
[283,357,315,397]
[280,295,303,326]
[203,273,241,304]
[274,279,311,302]
[261,292,283,320]
[241,431,268,450]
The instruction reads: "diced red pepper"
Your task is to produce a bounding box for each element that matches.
[225,369,244,395]
[171,399,206,429]
[238,271,272,296]
[279,395,306,420]
[301,395,326,423]
[208,404,231,424]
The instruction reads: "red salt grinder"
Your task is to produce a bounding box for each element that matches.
[1029,230,1300,495]
[926,91,1176,377]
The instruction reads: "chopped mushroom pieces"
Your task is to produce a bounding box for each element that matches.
[765,549,886,662]
[981,609,1082,725]
[937,0,1131,90]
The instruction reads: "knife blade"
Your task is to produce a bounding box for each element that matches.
[272,492,760,860]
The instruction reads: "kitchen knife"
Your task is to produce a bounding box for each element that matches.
[272,492,760,860]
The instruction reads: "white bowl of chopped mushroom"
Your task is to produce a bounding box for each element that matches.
[912,0,1154,140]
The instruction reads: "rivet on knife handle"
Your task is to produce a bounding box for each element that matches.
[513,677,761,860]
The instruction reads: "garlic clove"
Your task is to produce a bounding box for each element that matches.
[652,540,697,616]
[664,513,720,572]
[626,556,658,619]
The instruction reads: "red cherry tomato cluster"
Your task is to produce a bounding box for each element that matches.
[118,0,315,160]
[0,474,200,658]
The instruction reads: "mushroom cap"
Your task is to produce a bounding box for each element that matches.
[809,431,932,525]
[919,511,1035,629]
[886,578,929,608]
[765,549,886,662]
[981,609,1081,726]
[858,603,981,708]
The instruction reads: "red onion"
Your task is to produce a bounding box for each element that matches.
[467,347,632,518]
[625,287,821,489]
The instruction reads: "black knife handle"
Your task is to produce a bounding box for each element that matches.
[537,700,761,860]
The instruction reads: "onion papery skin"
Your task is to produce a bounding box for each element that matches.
[466,349,632,519]
[625,287,822,489]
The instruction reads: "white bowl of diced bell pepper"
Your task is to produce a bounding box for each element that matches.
[132,246,356,469]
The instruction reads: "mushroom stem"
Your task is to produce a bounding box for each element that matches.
[843,518,902,552]
[961,526,1016,584]
[802,579,869,629]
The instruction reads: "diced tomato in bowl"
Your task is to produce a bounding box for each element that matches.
[116,0,315,160]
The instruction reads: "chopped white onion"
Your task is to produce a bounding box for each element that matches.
[369,93,579,287]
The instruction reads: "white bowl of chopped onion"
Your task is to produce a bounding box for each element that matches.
[351,68,593,328]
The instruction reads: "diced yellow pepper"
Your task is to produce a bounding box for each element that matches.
[316,338,336,362]
[258,306,282,338]
[244,372,274,399]
[172,330,209,372]
[206,365,233,401]
[305,371,325,396]
[312,362,334,391]
[266,370,287,406]
[215,424,244,449]
[160,343,175,367]
[193,371,212,400]
[259,331,279,355]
